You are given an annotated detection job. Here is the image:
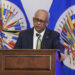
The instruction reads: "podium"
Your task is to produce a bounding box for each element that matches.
[0,49,57,75]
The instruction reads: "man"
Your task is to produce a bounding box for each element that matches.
[14,9,65,61]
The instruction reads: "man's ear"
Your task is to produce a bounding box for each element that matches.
[33,18,34,22]
[46,21,49,26]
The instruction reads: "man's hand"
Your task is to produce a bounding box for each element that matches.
[59,53,65,61]
[56,52,65,62]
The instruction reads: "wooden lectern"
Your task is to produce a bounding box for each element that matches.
[0,49,57,75]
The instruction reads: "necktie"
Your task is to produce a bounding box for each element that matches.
[36,33,41,49]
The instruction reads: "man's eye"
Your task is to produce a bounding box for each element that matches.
[40,20,44,22]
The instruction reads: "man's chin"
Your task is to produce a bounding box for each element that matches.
[35,28,40,32]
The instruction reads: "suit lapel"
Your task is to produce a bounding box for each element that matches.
[41,28,50,49]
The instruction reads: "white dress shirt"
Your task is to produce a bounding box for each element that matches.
[33,28,45,49]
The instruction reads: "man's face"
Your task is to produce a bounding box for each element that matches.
[33,11,49,33]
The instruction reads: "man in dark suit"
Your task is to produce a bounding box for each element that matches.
[14,9,65,61]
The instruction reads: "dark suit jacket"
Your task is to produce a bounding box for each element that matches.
[14,28,64,53]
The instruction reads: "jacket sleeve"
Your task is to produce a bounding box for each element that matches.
[52,32,65,53]
[14,32,22,49]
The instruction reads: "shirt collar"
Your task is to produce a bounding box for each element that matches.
[34,28,46,37]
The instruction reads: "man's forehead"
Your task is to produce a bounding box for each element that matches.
[35,10,48,16]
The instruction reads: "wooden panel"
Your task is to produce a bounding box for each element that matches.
[5,56,50,70]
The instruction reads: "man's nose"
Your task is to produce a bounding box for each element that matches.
[37,21,41,25]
